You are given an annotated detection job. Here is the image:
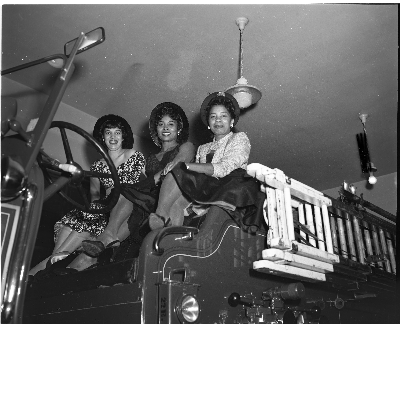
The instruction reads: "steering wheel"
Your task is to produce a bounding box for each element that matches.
[38,121,121,214]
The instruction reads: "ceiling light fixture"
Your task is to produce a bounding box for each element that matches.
[356,113,378,185]
[226,17,262,109]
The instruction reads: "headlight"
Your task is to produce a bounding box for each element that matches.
[1,155,26,201]
[176,294,200,323]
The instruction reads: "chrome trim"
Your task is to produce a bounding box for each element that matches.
[1,183,41,323]
[1,156,27,201]
[153,226,199,255]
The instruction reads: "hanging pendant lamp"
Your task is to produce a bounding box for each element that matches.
[225,17,262,109]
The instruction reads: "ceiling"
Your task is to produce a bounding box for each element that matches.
[1,4,398,192]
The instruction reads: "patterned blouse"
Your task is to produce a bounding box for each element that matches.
[90,151,145,190]
[196,131,251,178]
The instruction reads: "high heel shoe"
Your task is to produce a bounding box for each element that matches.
[149,213,171,231]
[81,239,120,257]
[50,251,70,264]
[31,251,79,281]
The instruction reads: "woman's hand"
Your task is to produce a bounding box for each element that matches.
[185,162,214,176]
[162,161,176,176]
[153,162,174,185]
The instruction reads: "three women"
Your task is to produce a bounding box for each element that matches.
[30,92,261,276]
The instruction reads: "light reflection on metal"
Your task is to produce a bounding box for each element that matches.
[176,295,200,323]
[1,183,40,323]
[1,156,27,201]
[47,58,64,69]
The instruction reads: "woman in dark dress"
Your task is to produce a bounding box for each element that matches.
[29,114,145,276]
[81,102,195,259]
[149,92,262,232]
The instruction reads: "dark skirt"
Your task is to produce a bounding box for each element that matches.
[171,162,265,233]
[121,179,159,240]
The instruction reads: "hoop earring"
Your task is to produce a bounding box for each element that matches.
[207,126,211,130]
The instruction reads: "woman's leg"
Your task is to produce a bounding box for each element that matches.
[150,173,189,229]
[94,195,133,246]
[29,256,52,276]
[169,194,190,226]
[68,218,131,271]
[54,230,91,254]
[154,173,184,219]
[53,225,73,253]
[29,225,77,276]
[67,253,98,271]
[116,217,131,242]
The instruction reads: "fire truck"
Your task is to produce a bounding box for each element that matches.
[2,28,397,324]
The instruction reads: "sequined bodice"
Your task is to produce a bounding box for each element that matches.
[145,146,180,176]
[90,151,145,190]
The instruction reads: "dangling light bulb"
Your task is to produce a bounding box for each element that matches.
[368,172,377,185]
[368,162,378,185]
[225,17,262,109]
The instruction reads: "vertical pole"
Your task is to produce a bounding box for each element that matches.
[352,215,365,264]
[283,187,295,242]
[329,209,339,255]
[362,221,374,259]
[314,205,325,251]
[298,203,306,241]
[304,204,316,248]
[266,187,278,247]
[344,211,357,261]
[386,234,396,274]
[371,224,384,269]
[378,228,391,273]
[336,209,348,258]
[322,204,333,254]
[275,189,289,247]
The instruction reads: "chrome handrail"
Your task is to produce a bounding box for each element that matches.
[1,183,42,323]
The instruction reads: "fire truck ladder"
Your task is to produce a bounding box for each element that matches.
[247,164,396,286]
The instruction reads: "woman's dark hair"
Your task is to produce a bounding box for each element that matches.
[205,96,236,123]
[93,115,134,150]
[154,105,184,135]
[149,102,189,147]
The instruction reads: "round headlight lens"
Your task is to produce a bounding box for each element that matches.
[177,295,200,323]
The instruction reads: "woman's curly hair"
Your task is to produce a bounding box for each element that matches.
[93,115,134,150]
[154,105,184,134]
[149,102,189,148]
[205,96,237,124]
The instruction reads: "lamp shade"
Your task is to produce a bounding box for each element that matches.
[226,77,262,109]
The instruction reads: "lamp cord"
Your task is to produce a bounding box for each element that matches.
[239,28,244,78]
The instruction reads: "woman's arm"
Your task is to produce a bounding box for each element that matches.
[90,176,101,202]
[184,162,214,176]
[156,142,196,182]
[173,142,196,163]
[89,160,102,202]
